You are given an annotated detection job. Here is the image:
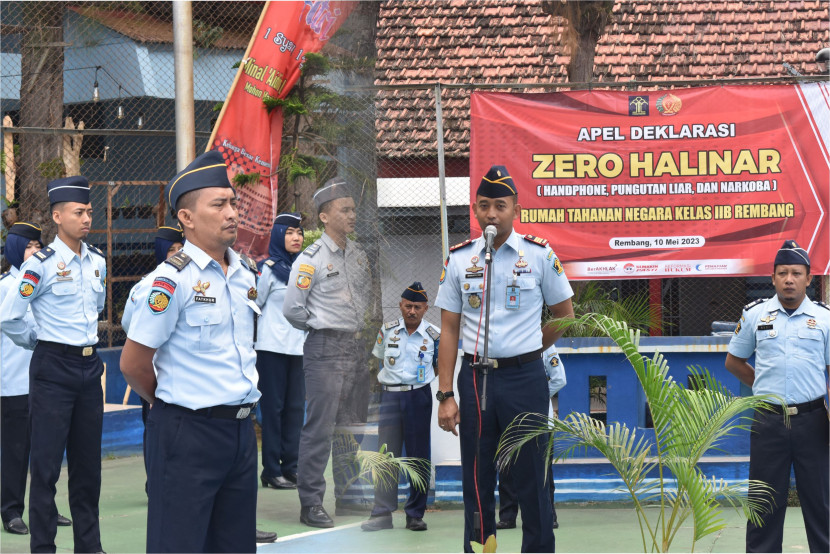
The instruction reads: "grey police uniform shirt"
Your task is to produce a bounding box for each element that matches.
[282,233,371,332]
[0,235,106,347]
[728,295,830,405]
[126,241,261,410]
[435,230,573,358]
[0,267,38,396]
[373,317,440,386]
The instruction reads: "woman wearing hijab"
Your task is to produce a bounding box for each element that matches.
[256,213,306,490]
[1,223,71,534]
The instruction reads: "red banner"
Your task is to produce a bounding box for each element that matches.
[208,1,354,258]
[470,84,830,278]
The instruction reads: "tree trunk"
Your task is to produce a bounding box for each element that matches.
[19,1,65,239]
[541,0,613,86]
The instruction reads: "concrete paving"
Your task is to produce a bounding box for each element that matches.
[0,454,810,553]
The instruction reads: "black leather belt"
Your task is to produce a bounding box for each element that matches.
[382,383,429,392]
[767,397,826,416]
[463,349,543,369]
[160,399,257,420]
[37,340,96,357]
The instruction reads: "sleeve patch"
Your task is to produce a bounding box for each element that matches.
[152,276,177,294]
[299,263,316,276]
[296,274,312,289]
[22,270,41,285]
[376,330,384,345]
[734,321,741,334]
[552,257,564,275]
[147,290,172,314]
[19,282,35,298]
[439,266,446,284]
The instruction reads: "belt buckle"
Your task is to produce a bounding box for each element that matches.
[491,358,499,369]
[236,407,251,419]
[785,406,798,416]
[82,346,93,356]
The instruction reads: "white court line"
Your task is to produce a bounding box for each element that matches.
[263,521,364,544]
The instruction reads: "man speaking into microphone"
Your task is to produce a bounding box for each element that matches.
[435,165,574,552]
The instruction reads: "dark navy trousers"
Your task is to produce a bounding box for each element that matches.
[145,399,257,553]
[458,357,554,553]
[1,394,30,524]
[371,384,432,518]
[498,465,557,524]
[28,344,103,553]
[255,351,305,479]
[747,405,829,553]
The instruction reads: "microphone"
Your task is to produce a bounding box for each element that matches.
[484,225,497,253]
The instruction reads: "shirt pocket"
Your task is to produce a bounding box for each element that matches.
[52,282,77,296]
[318,271,345,293]
[91,280,104,293]
[185,307,223,353]
[383,345,402,369]
[461,278,484,311]
[795,327,823,362]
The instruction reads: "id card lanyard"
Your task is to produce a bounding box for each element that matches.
[417,351,426,383]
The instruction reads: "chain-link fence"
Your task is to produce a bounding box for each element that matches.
[2,1,826,350]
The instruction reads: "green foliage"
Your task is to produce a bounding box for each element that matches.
[232,172,261,188]
[301,52,330,76]
[552,281,658,337]
[37,158,65,179]
[231,60,242,69]
[497,313,781,553]
[212,102,224,113]
[263,96,308,116]
[301,228,322,249]
[470,535,497,553]
[192,20,223,49]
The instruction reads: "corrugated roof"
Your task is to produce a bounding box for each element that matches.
[375,0,829,158]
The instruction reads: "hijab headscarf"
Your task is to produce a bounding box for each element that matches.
[154,225,184,265]
[265,213,303,284]
[5,222,44,269]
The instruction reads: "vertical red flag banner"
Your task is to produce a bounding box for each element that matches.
[470,83,830,279]
[209,1,355,258]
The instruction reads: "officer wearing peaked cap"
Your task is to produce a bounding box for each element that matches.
[726,239,829,553]
[283,177,372,528]
[120,150,267,552]
[361,283,439,533]
[0,177,107,553]
[435,165,574,552]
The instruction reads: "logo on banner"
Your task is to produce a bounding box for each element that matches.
[629,96,649,116]
[656,93,682,115]
[624,263,635,274]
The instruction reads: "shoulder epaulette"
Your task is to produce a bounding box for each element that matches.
[426,326,440,341]
[384,319,400,330]
[164,251,192,272]
[814,300,830,311]
[743,298,766,311]
[87,244,105,258]
[523,234,549,247]
[32,247,55,262]
[264,259,275,267]
[450,239,473,252]
[304,241,322,258]
[239,253,258,274]
[0,271,9,281]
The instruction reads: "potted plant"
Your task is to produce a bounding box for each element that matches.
[120,198,137,219]
[136,203,154,219]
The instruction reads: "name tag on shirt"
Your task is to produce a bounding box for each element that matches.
[756,324,773,331]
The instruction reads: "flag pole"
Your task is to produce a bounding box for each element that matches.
[206,0,272,151]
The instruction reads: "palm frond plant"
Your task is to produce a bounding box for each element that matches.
[332,431,431,501]
[498,313,781,553]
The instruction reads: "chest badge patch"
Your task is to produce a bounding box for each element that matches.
[515,251,528,268]
[57,261,66,270]
[806,319,817,329]
[768,330,778,338]
[193,280,210,295]
[248,287,258,300]
[469,293,482,309]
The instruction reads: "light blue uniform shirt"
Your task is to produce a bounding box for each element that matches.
[728,295,830,405]
[0,236,106,347]
[126,242,261,410]
[255,261,306,356]
[121,276,149,334]
[435,230,573,358]
[372,317,440,386]
[1,267,38,396]
[543,346,566,397]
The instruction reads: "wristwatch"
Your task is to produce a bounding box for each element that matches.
[436,390,455,402]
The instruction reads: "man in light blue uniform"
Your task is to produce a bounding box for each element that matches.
[435,165,574,553]
[726,240,829,553]
[497,347,566,531]
[0,177,107,553]
[361,282,439,533]
[120,150,262,553]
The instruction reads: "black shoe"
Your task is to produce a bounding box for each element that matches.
[405,516,427,531]
[283,472,298,484]
[3,517,29,535]
[553,520,559,529]
[496,519,516,530]
[57,514,72,526]
[300,505,334,528]
[261,475,297,489]
[361,514,393,532]
[335,499,372,516]
[256,529,277,543]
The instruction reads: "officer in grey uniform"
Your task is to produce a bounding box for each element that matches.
[361,282,439,533]
[0,177,107,553]
[435,165,574,553]
[283,178,372,528]
[120,150,263,553]
[726,240,829,553]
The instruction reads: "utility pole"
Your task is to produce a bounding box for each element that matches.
[173,1,195,170]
